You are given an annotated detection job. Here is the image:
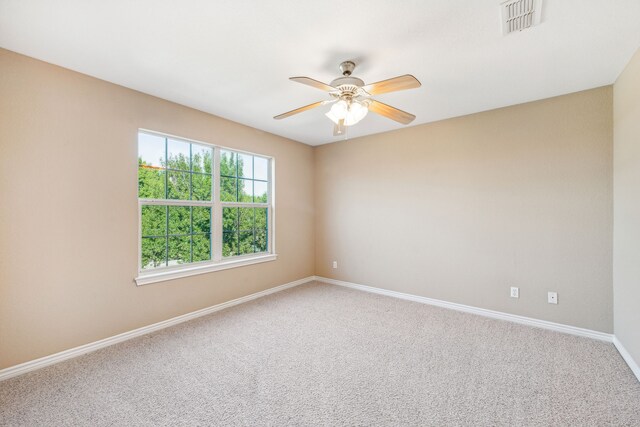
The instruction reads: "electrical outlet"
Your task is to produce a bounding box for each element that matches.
[510,287,519,298]
[332,261,338,269]
[548,291,558,304]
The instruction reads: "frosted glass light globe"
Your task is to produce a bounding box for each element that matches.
[344,101,368,126]
[330,100,348,119]
[325,100,348,124]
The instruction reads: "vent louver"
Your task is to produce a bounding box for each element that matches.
[501,0,542,35]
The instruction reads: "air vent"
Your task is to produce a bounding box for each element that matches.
[501,0,542,35]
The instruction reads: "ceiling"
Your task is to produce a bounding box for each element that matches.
[1,1,640,146]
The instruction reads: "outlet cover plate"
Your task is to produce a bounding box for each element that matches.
[510,287,519,298]
[548,291,558,304]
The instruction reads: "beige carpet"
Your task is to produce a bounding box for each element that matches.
[1,281,639,426]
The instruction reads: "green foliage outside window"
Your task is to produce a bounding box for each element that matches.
[222,207,268,257]
[220,150,268,203]
[138,133,269,270]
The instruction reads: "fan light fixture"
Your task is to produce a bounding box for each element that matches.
[325,100,369,126]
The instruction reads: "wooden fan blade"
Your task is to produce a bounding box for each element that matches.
[274,101,324,120]
[333,119,346,136]
[362,74,421,95]
[290,77,336,92]
[368,100,416,124]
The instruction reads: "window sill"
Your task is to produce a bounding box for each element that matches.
[135,253,278,286]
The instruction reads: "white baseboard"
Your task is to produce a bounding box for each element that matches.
[613,336,640,382]
[0,276,314,382]
[315,276,614,343]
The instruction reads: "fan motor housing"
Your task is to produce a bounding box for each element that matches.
[330,76,365,97]
[330,76,364,88]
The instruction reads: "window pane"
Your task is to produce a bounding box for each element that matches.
[141,237,167,269]
[138,133,166,168]
[254,156,268,181]
[223,207,238,231]
[138,167,165,199]
[255,229,267,253]
[167,139,191,172]
[239,208,254,230]
[141,205,167,237]
[167,171,191,200]
[255,208,267,230]
[192,144,212,173]
[239,231,254,255]
[168,206,191,235]
[238,153,253,179]
[220,150,237,177]
[192,234,211,262]
[192,173,212,201]
[168,236,191,265]
[192,207,211,234]
[254,180,267,203]
[239,179,253,202]
[221,177,237,202]
[223,231,238,257]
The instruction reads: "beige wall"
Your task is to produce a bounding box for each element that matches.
[0,49,315,369]
[613,48,640,366]
[315,87,613,332]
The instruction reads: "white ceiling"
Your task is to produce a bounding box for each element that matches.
[1,1,640,146]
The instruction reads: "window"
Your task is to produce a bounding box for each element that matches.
[137,131,274,285]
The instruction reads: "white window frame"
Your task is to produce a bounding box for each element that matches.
[135,129,276,286]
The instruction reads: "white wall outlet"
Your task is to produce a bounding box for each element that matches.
[332,261,338,269]
[548,291,558,304]
[510,287,519,298]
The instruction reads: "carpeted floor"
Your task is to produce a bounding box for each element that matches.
[1,281,639,426]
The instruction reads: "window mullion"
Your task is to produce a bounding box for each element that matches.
[164,138,169,266]
[189,144,193,264]
[267,157,274,254]
[213,147,223,262]
[139,199,212,207]
[220,202,269,208]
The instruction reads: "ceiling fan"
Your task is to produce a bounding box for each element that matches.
[274,61,421,136]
